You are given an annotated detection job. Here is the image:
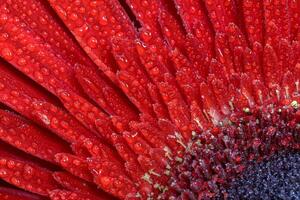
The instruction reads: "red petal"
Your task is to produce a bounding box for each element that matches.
[31,101,96,143]
[48,0,136,84]
[88,157,137,199]
[215,33,235,76]
[57,89,112,139]
[243,47,262,80]
[125,0,160,30]
[242,1,264,46]
[263,44,281,88]
[0,110,70,163]
[263,0,291,43]
[174,0,214,56]
[110,133,153,197]
[129,121,167,149]
[0,4,79,94]
[146,83,169,119]
[55,153,93,182]
[0,187,45,200]
[4,0,93,67]
[204,0,238,32]
[53,172,111,199]
[112,38,155,116]
[200,82,223,125]
[288,0,300,40]
[0,151,59,196]
[49,189,107,200]
[158,5,186,51]
[0,64,95,144]
[123,131,152,156]
[158,74,191,138]
[75,64,138,121]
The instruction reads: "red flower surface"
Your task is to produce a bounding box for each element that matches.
[0,0,299,199]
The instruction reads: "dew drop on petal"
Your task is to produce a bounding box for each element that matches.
[99,16,108,26]
[0,13,8,25]
[87,36,98,48]
[140,31,152,42]
[6,160,15,169]
[0,169,7,177]
[0,33,9,42]
[116,56,129,69]
[17,58,27,66]
[11,177,20,185]
[1,48,13,60]
[0,83,5,90]
[100,176,111,187]
[74,23,89,36]
[23,165,34,179]
[34,71,44,82]
[69,13,78,21]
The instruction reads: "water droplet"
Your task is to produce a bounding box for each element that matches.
[38,113,50,125]
[0,159,7,166]
[163,27,171,37]
[0,14,8,25]
[26,184,33,190]
[99,16,108,25]
[1,48,13,60]
[0,83,5,90]
[26,43,36,51]
[116,55,129,69]
[90,1,97,7]
[61,155,69,163]
[141,31,152,42]
[79,7,85,14]
[11,177,20,185]
[59,91,71,101]
[90,9,98,16]
[0,169,7,177]
[27,10,33,16]
[56,6,67,18]
[135,41,147,56]
[87,112,95,119]
[69,13,78,21]
[34,71,44,82]
[0,33,9,42]
[87,36,98,48]
[100,176,111,187]
[134,143,143,152]
[39,17,47,25]
[74,24,89,36]
[74,0,81,6]
[6,160,15,169]
[72,159,81,166]
[10,90,19,97]
[141,0,149,7]
[23,165,34,179]
[17,58,27,66]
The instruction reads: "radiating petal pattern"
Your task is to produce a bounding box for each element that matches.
[0,0,299,199]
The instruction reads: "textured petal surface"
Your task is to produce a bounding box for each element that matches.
[0,0,299,199]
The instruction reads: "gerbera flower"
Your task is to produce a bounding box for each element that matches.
[0,0,299,199]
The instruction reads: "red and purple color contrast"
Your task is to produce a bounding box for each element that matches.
[0,0,299,199]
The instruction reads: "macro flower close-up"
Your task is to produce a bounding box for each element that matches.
[0,0,299,199]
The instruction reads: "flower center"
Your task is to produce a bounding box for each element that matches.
[166,101,299,199]
[225,150,300,199]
